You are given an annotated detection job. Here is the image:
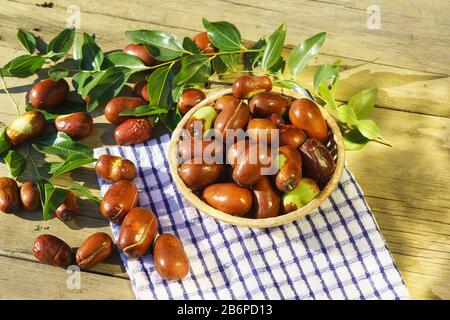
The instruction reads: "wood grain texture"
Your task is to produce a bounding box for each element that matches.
[0,0,448,300]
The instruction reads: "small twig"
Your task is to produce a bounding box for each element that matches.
[0,71,20,116]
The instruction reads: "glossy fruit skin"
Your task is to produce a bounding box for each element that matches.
[186,106,218,139]
[203,183,253,216]
[95,154,136,182]
[104,97,147,125]
[214,100,250,140]
[267,113,285,126]
[55,112,93,140]
[6,110,46,146]
[55,191,78,222]
[114,117,152,145]
[132,81,150,102]
[276,146,302,193]
[0,177,20,213]
[76,232,115,269]
[299,138,336,186]
[193,31,215,53]
[282,178,320,213]
[214,95,240,112]
[29,78,69,110]
[118,207,159,259]
[153,234,190,281]
[252,176,280,219]
[178,88,206,115]
[177,135,223,163]
[100,180,138,223]
[179,159,223,191]
[20,182,40,211]
[232,76,272,99]
[247,118,277,144]
[279,125,306,149]
[33,234,72,268]
[249,92,290,118]
[123,44,157,66]
[289,98,328,142]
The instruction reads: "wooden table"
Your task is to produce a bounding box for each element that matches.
[0,0,448,300]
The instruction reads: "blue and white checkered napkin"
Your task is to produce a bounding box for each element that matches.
[94,134,410,300]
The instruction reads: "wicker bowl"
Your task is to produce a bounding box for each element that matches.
[168,87,345,228]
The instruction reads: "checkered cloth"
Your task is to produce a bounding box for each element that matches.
[94,134,409,300]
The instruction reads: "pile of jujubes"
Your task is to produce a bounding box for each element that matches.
[177,75,336,218]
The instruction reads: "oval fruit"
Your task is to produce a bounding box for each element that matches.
[94,154,136,182]
[29,78,69,110]
[179,159,222,191]
[279,125,306,149]
[282,178,320,213]
[55,112,93,140]
[76,232,115,269]
[55,191,78,222]
[252,176,280,219]
[247,118,277,144]
[299,138,336,186]
[203,183,253,216]
[114,117,152,145]
[289,98,328,142]
[214,100,250,140]
[33,234,72,268]
[0,177,20,213]
[132,81,150,102]
[193,31,215,53]
[100,180,138,223]
[178,88,206,115]
[248,92,290,118]
[20,182,40,211]
[185,106,218,139]
[123,44,157,66]
[104,97,146,125]
[6,110,46,146]
[232,76,272,99]
[275,146,302,192]
[118,207,159,258]
[153,234,190,281]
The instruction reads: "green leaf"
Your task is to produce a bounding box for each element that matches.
[80,33,104,71]
[337,104,359,127]
[148,65,173,108]
[102,52,147,71]
[219,54,239,71]
[273,79,302,90]
[38,179,67,220]
[243,38,266,70]
[267,56,286,75]
[313,63,340,90]
[48,68,69,81]
[212,55,228,74]
[72,70,104,97]
[357,119,380,140]
[261,23,286,70]
[171,85,185,103]
[66,182,100,204]
[32,132,93,160]
[348,88,378,119]
[46,28,76,62]
[4,149,26,178]
[17,29,36,54]
[343,129,369,151]
[0,129,11,155]
[182,37,200,54]
[202,18,242,51]
[318,83,337,109]
[173,55,211,88]
[288,32,326,76]
[86,67,132,112]
[126,30,187,61]
[1,55,46,78]
[49,154,96,178]
[160,107,182,132]
[26,100,86,121]
[119,105,169,117]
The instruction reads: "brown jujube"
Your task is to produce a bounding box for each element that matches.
[76,232,115,269]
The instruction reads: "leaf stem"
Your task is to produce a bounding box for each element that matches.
[0,71,20,116]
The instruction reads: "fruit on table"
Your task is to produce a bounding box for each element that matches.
[279,125,306,149]
[193,31,215,53]
[282,178,320,213]
[114,117,152,145]
[203,183,253,216]
[214,100,250,140]
[104,97,147,124]
[248,92,290,118]
[247,118,277,144]
[33,234,72,268]
[178,88,206,115]
[275,146,302,193]
[100,180,138,223]
[300,138,336,186]
[123,44,157,66]
[289,98,328,142]
[179,159,223,191]
[6,110,46,146]
[54,112,93,140]
[0,177,20,213]
[153,234,190,281]
[29,78,69,110]
[94,154,137,182]
[118,207,158,259]
[76,232,115,269]
[232,75,272,99]
[20,182,40,211]
[186,106,218,139]
[55,191,78,222]
[132,81,150,102]
[252,176,280,219]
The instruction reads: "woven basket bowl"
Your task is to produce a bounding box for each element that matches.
[168,86,345,228]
